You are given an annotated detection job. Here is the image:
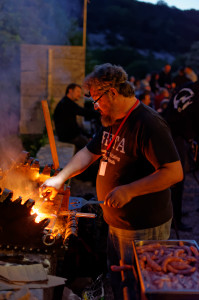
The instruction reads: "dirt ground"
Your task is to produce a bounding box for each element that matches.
[170,169,199,242]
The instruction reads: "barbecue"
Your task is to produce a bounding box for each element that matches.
[0,150,97,252]
[2,150,199,299]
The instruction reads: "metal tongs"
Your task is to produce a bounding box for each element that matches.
[68,196,104,210]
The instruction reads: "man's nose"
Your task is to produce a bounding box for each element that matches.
[94,102,99,110]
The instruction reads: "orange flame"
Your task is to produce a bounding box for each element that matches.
[31,207,48,223]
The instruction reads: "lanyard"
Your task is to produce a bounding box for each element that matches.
[106,99,140,154]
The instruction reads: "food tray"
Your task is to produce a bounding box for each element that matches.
[133,240,199,300]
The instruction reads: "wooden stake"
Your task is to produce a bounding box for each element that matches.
[83,0,88,50]
[41,100,59,170]
[47,49,53,101]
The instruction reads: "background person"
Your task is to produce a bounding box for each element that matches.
[139,90,151,106]
[150,71,160,95]
[158,63,172,88]
[140,73,151,91]
[41,63,183,300]
[54,83,99,151]
[154,87,170,110]
[184,66,198,83]
[172,67,191,91]
[162,80,199,231]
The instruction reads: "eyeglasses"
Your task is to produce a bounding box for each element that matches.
[92,90,109,104]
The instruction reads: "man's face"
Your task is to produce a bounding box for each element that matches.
[184,67,191,74]
[164,65,171,74]
[68,86,82,101]
[143,94,151,106]
[90,88,116,127]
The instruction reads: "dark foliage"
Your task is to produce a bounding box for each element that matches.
[85,0,199,77]
[87,0,199,54]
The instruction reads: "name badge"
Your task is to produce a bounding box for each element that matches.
[99,160,108,176]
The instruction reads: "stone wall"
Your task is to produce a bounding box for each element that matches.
[20,44,85,134]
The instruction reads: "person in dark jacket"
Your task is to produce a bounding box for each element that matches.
[54,83,98,151]
[158,64,172,88]
[172,67,191,91]
[162,80,199,231]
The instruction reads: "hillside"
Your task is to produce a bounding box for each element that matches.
[87,0,199,54]
[86,0,199,76]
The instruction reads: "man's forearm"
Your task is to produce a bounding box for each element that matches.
[56,147,100,184]
[126,160,183,199]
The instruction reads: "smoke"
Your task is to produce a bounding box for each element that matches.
[0,0,83,169]
[0,65,23,169]
[0,134,23,171]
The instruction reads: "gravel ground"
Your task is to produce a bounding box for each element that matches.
[170,169,199,242]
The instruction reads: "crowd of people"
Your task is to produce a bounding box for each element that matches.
[130,63,198,112]
[53,64,198,152]
[130,64,199,233]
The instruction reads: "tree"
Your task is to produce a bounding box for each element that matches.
[157,0,168,6]
[185,41,199,75]
[0,0,83,137]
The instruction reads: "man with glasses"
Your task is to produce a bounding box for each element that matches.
[41,63,183,299]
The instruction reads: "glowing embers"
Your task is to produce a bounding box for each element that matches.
[31,206,51,223]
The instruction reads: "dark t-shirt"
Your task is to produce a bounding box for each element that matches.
[158,70,172,87]
[163,80,199,141]
[87,103,180,230]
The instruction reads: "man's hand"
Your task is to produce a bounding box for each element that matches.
[39,176,63,200]
[104,161,183,208]
[104,185,131,208]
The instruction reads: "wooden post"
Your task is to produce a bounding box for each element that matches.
[83,0,88,50]
[47,49,53,101]
[41,100,59,170]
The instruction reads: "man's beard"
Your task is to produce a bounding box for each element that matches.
[101,114,115,127]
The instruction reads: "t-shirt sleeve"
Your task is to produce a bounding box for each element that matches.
[140,116,180,169]
[86,127,104,155]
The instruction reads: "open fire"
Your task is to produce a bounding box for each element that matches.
[0,151,74,250]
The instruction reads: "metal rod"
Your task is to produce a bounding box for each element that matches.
[59,211,96,218]
[120,259,131,300]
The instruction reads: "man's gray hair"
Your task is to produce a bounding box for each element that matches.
[84,63,135,97]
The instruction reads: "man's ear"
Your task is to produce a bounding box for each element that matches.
[109,88,119,99]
